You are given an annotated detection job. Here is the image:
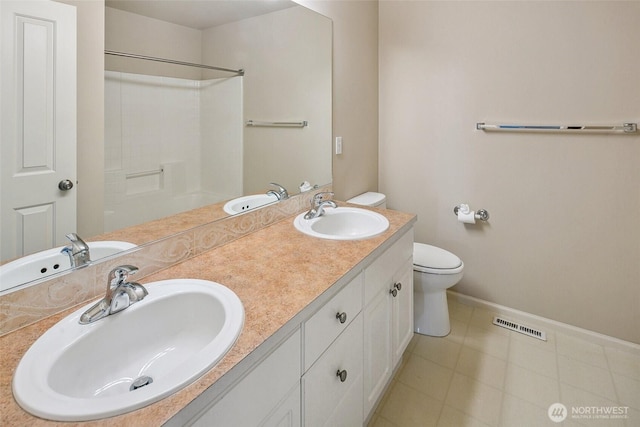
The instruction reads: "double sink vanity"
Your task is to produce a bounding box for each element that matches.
[0,196,416,426]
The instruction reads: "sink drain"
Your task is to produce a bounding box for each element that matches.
[130,375,153,391]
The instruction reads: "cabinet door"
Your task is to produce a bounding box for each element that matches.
[363,228,414,418]
[392,259,414,366]
[363,284,392,416]
[261,383,301,427]
[190,330,301,427]
[303,314,363,427]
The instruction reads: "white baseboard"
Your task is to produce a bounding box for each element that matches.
[447,290,640,355]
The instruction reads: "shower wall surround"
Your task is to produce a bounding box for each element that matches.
[104,71,242,231]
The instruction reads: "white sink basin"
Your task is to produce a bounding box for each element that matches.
[223,193,279,215]
[13,279,244,421]
[293,207,390,240]
[0,241,136,292]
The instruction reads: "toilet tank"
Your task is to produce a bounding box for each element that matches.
[346,192,387,209]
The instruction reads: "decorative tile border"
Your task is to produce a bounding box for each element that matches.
[0,186,330,336]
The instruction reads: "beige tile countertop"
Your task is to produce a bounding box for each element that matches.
[92,201,229,246]
[0,206,416,426]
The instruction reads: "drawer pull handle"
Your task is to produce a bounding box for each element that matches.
[336,369,348,382]
[389,288,398,297]
[336,312,347,324]
[394,282,402,291]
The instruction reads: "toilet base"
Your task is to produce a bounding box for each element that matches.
[414,290,450,337]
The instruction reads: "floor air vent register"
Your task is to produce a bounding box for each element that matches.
[492,316,547,341]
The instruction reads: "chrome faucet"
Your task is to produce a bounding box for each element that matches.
[304,191,337,220]
[61,233,91,267]
[266,182,289,200]
[79,265,148,325]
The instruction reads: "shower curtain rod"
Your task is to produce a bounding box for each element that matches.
[105,50,244,76]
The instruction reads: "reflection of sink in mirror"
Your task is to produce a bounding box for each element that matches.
[12,278,244,421]
[223,193,280,215]
[293,207,390,240]
[0,241,135,292]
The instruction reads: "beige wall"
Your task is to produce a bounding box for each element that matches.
[105,7,202,80]
[379,1,640,343]
[55,0,105,238]
[295,1,379,201]
[202,6,332,195]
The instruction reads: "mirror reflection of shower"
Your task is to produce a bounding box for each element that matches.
[104,66,243,231]
[104,3,332,232]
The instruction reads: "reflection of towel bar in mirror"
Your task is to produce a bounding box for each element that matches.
[476,122,637,133]
[245,120,308,128]
[125,168,164,179]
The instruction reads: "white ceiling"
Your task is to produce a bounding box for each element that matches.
[105,0,297,30]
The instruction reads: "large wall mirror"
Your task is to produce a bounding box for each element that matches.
[0,0,332,293]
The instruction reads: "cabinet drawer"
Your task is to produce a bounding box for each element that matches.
[303,314,363,427]
[303,272,363,371]
[364,229,413,306]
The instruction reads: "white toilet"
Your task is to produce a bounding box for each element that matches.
[413,243,464,337]
[346,191,387,209]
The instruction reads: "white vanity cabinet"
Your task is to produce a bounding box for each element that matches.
[181,227,414,427]
[363,230,414,416]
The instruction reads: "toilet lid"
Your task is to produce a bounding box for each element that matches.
[346,192,386,207]
[413,243,462,270]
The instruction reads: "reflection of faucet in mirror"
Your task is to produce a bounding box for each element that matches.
[60,233,91,268]
[267,183,289,200]
[79,265,148,325]
[304,192,337,220]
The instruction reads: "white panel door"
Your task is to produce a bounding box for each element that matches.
[0,0,77,261]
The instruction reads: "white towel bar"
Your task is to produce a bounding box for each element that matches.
[476,122,637,133]
[246,120,308,128]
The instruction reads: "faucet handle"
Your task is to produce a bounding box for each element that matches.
[268,182,289,199]
[108,265,139,288]
[62,233,91,267]
[312,191,334,206]
[65,232,79,242]
[65,233,88,250]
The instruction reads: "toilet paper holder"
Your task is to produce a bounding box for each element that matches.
[453,205,490,221]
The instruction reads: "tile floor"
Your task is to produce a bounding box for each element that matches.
[368,298,640,427]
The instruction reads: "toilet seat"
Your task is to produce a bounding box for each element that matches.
[413,243,463,274]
